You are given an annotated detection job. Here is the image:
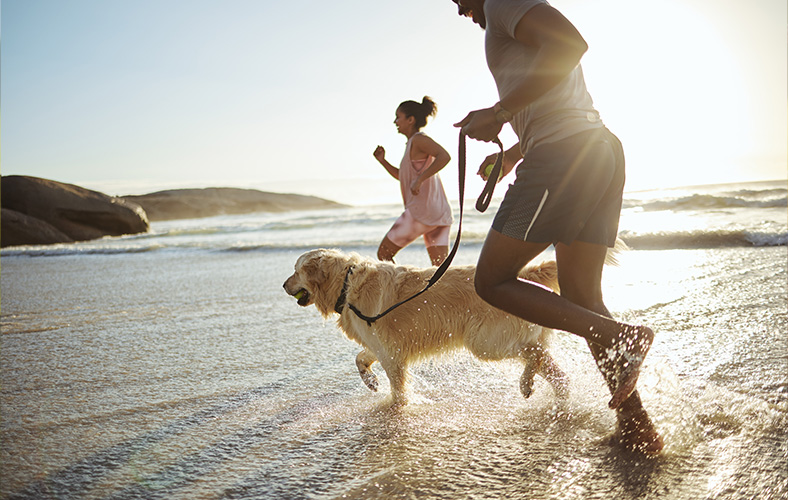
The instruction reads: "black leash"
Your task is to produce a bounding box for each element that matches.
[339,131,505,325]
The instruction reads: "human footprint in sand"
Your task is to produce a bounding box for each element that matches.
[449,0,662,453]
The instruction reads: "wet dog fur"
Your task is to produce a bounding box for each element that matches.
[283,248,569,405]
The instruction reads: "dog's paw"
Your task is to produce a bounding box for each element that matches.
[520,362,538,399]
[360,371,379,392]
[520,376,534,399]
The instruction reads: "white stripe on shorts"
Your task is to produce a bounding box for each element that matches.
[523,189,550,241]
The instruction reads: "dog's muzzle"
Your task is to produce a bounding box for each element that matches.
[294,289,310,306]
[283,278,310,306]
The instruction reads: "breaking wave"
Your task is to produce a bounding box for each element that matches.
[619,229,788,249]
[624,186,786,212]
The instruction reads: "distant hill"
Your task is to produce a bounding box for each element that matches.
[123,187,347,221]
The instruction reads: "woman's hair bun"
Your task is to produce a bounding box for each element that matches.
[398,95,439,130]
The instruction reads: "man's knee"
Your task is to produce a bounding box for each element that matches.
[474,268,495,303]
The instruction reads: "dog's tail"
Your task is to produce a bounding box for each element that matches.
[521,260,560,293]
[605,237,630,267]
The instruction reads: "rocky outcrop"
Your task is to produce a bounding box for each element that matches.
[1,176,150,248]
[1,209,75,247]
[1,177,348,248]
[123,188,346,221]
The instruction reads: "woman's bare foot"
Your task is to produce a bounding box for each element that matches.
[608,326,654,410]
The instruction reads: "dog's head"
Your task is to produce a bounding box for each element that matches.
[283,248,359,316]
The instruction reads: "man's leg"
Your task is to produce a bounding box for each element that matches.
[475,231,648,347]
[475,230,653,405]
[555,240,663,453]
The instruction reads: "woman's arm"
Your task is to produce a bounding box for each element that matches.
[409,134,451,195]
[373,145,399,180]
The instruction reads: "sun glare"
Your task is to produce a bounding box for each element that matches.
[569,0,752,190]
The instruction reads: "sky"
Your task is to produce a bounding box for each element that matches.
[2,0,786,205]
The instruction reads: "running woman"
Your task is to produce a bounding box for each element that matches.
[374,96,453,266]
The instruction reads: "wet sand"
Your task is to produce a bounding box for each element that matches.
[2,245,786,499]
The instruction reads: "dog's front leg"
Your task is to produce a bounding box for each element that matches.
[519,346,545,399]
[356,348,379,392]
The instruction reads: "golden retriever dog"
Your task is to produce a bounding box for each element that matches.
[283,248,569,405]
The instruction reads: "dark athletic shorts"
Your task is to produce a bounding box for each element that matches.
[491,127,625,247]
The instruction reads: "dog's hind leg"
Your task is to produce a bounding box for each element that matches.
[539,351,569,401]
[519,346,545,399]
[356,348,379,392]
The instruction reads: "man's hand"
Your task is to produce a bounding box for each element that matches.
[478,145,521,181]
[478,153,503,182]
[453,107,502,142]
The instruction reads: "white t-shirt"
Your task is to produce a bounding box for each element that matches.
[484,0,604,154]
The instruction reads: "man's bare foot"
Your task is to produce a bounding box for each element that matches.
[608,326,654,410]
[614,406,664,455]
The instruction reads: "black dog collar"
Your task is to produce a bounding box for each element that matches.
[334,266,354,314]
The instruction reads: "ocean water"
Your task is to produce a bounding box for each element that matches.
[1,180,786,499]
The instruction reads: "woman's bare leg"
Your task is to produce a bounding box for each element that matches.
[426,245,449,266]
[377,236,401,263]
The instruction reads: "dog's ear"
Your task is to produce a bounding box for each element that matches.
[295,249,349,311]
[299,255,327,287]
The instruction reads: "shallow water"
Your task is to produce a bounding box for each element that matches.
[2,243,786,499]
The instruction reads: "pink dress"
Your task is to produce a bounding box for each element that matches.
[398,133,453,227]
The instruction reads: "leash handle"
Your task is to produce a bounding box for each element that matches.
[475,137,504,213]
[345,130,503,325]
